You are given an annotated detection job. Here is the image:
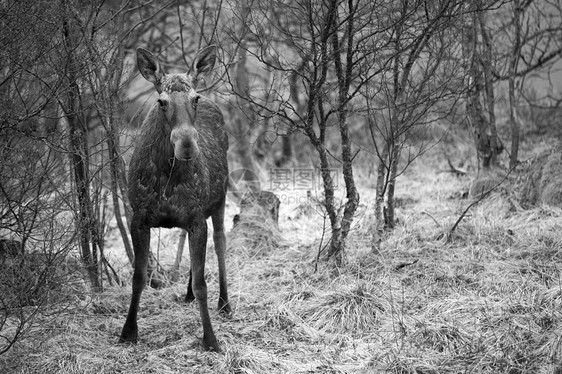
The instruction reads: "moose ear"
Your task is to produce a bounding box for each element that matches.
[193,45,217,80]
[137,48,163,84]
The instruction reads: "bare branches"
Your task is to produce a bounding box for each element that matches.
[491,0,562,81]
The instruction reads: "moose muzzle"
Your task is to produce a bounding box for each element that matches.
[170,127,200,161]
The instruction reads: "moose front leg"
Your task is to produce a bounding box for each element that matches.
[119,220,150,343]
[188,219,220,352]
[212,200,231,315]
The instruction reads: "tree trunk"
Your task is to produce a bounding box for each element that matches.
[116,153,131,225]
[303,98,339,264]
[276,134,293,167]
[105,41,134,266]
[509,1,522,170]
[315,142,340,262]
[478,8,501,167]
[464,4,493,173]
[171,229,188,282]
[385,142,400,230]
[336,117,360,264]
[69,121,100,290]
[229,0,256,176]
[325,0,359,265]
[62,4,101,291]
[371,142,389,251]
[108,126,134,265]
[325,108,360,266]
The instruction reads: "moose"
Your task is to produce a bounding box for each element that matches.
[119,46,230,352]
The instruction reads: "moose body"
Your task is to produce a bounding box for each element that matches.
[119,46,230,352]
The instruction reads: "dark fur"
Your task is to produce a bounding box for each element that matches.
[127,98,228,226]
[119,48,230,352]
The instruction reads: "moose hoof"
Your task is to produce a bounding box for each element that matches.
[119,326,138,344]
[202,335,220,352]
[184,293,195,303]
[118,334,138,344]
[218,300,232,317]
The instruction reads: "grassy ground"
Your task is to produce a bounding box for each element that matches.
[2,149,562,373]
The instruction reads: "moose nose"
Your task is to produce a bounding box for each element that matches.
[170,128,200,161]
[173,139,200,161]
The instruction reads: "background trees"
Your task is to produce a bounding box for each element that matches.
[221,0,369,264]
[1,0,560,278]
[367,0,467,245]
[495,0,562,169]
[1,0,561,277]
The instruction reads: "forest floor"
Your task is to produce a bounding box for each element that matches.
[2,143,562,373]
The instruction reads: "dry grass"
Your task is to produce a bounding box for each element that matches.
[3,149,562,373]
[229,213,286,258]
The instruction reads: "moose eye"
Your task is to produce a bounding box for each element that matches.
[192,96,200,109]
[157,99,168,110]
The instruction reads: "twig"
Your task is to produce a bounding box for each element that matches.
[314,215,330,273]
[446,158,468,176]
[421,211,441,227]
[394,259,419,270]
[444,169,513,242]
[102,256,121,286]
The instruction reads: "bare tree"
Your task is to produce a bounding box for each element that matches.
[368,0,467,245]
[493,0,562,168]
[223,0,418,264]
[459,1,562,172]
[0,0,85,353]
[1,0,183,290]
[508,0,524,170]
[223,0,259,176]
[462,1,504,172]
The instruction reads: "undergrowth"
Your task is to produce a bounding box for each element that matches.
[2,158,562,373]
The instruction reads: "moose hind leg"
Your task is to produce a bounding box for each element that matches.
[212,202,231,315]
[185,269,195,303]
[119,220,150,343]
[189,219,220,352]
